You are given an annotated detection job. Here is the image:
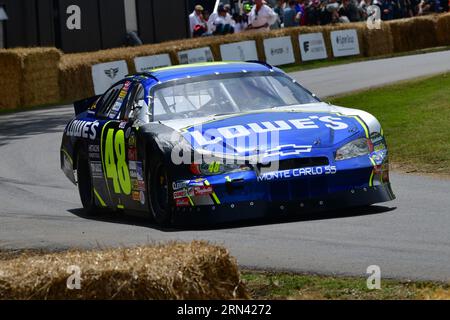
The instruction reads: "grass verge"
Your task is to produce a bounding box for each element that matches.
[242,271,450,300]
[329,72,450,175]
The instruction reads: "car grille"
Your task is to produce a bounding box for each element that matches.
[258,157,329,171]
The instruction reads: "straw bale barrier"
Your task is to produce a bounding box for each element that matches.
[0,48,61,109]
[0,241,249,300]
[362,22,394,57]
[1,14,449,109]
[388,15,438,53]
[436,13,450,46]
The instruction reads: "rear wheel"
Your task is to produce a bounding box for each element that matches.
[77,149,99,216]
[147,155,173,226]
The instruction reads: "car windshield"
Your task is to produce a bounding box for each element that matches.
[151,72,319,121]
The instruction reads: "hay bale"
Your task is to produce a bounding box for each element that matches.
[436,13,450,46]
[0,51,22,109]
[0,241,249,300]
[388,15,438,52]
[362,22,394,57]
[0,48,61,109]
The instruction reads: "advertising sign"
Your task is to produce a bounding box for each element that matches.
[134,54,172,72]
[220,40,258,61]
[178,47,214,64]
[330,29,360,57]
[263,36,295,66]
[299,32,327,61]
[91,60,128,95]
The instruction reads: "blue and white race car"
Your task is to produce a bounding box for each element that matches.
[60,61,395,226]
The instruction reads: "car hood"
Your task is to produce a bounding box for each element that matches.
[159,102,381,158]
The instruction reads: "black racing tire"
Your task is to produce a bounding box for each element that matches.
[147,154,173,226]
[77,149,99,216]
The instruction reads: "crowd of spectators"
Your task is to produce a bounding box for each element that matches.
[189,0,450,37]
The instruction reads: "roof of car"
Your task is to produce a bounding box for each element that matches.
[131,61,281,84]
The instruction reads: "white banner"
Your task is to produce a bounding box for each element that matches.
[178,47,214,65]
[91,60,129,95]
[299,33,327,61]
[263,36,295,66]
[330,29,360,57]
[220,40,258,61]
[134,54,172,72]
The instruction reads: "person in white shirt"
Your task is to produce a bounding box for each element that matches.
[247,0,278,32]
[212,5,235,35]
[189,5,207,37]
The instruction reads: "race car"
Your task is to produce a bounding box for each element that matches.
[60,61,395,226]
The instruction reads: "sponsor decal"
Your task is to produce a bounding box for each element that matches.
[175,197,191,207]
[138,180,146,191]
[187,116,349,147]
[90,161,103,178]
[128,132,137,147]
[173,190,188,199]
[88,145,100,153]
[65,120,99,140]
[374,143,386,152]
[118,81,131,99]
[132,191,140,201]
[128,147,137,161]
[193,185,213,196]
[264,144,313,158]
[129,161,137,171]
[119,121,127,129]
[257,166,337,182]
[136,162,144,181]
[173,181,189,190]
[88,144,100,159]
[89,152,100,159]
[132,180,146,192]
[112,100,122,112]
[370,150,387,166]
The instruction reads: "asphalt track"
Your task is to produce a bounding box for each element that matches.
[1,51,450,282]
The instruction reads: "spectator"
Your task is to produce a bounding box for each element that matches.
[322,0,341,24]
[213,5,235,35]
[248,0,279,32]
[358,0,371,20]
[273,0,286,28]
[233,13,248,33]
[378,0,395,19]
[295,0,307,25]
[189,5,207,37]
[339,0,362,22]
[284,0,300,27]
[306,0,322,25]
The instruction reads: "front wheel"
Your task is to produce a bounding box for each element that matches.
[77,149,99,216]
[147,155,173,226]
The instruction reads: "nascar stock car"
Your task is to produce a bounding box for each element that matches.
[60,61,395,226]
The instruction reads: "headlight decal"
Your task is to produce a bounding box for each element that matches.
[335,138,371,161]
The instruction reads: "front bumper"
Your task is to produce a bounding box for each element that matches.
[171,182,395,225]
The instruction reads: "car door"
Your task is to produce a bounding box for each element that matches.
[95,80,138,210]
[116,83,149,211]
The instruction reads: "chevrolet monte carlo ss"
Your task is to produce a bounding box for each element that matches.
[60,61,395,226]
